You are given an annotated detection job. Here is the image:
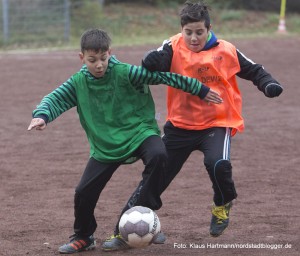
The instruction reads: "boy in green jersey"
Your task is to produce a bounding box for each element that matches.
[27,28,222,254]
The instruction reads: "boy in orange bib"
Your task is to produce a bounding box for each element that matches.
[141,1,283,238]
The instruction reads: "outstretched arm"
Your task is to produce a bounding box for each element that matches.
[28,78,77,131]
[129,65,222,104]
[236,49,283,98]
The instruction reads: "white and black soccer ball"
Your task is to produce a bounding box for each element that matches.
[118,206,161,248]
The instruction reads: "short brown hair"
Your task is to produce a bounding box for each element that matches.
[80,28,111,53]
[180,1,211,29]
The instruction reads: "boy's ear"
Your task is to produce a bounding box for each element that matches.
[79,52,84,63]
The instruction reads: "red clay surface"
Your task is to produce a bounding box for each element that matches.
[0,36,299,256]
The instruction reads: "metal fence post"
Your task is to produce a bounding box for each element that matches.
[278,0,287,33]
[2,0,9,42]
[64,0,70,42]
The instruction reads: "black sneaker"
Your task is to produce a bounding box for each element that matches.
[101,232,166,251]
[153,231,166,244]
[210,202,233,237]
[101,234,131,251]
[58,234,96,254]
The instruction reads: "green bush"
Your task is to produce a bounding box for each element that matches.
[105,0,300,13]
[220,10,243,21]
[71,1,104,37]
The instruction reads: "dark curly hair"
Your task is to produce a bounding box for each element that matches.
[180,1,211,29]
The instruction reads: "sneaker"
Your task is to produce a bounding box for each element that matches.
[58,234,96,254]
[153,231,166,244]
[101,232,166,251]
[101,234,131,252]
[210,201,233,237]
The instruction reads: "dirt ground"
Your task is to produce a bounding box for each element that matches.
[0,36,299,256]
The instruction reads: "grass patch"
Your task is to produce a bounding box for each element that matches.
[1,2,299,50]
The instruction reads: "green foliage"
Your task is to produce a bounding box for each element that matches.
[211,9,280,37]
[71,1,104,38]
[107,0,183,5]
[219,10,243,21]
[78,3,180,46]
[287,14,300,34]
[1,1,300,50]
[206,0,300,13]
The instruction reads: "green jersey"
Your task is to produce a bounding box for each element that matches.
[32,56,205,163]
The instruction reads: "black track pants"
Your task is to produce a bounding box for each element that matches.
[73,135,167,237]
[113,135,167,234]
[161,121,237,206]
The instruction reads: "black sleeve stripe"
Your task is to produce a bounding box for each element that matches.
[59,84,76,106]
[150,71,160,83]
[136,66,146,84]
[35,101,57,120]
[51,91,69,110]
[192,79,201,94]
[44,96,63,116]
[143,67,156,85]
[47,104,55,120]
[180,76,187,91]
[129,65,138,84]
[64,80,77,100]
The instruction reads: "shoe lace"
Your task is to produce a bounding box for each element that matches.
[69,234,77,242]
[212,204,230,222]
[106,234,122,241]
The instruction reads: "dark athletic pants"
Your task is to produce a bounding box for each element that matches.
[73,135,167,237]
[161,121,237,206]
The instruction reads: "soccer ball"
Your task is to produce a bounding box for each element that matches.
[118,206,161,248]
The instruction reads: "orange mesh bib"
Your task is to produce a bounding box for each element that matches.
[167,33,244,135]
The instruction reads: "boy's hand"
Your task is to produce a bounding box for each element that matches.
[203,89,223,104]
[264,83,283,98]
[142,50,161,72]
[27,118,47,131]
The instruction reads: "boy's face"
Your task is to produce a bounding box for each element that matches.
[79,49,111,78]
[181,21,211,53]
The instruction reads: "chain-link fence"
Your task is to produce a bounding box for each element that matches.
[0,0,71,47]
[1,0,299,49]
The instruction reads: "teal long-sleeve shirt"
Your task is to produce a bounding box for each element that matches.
[32,56,207,163]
